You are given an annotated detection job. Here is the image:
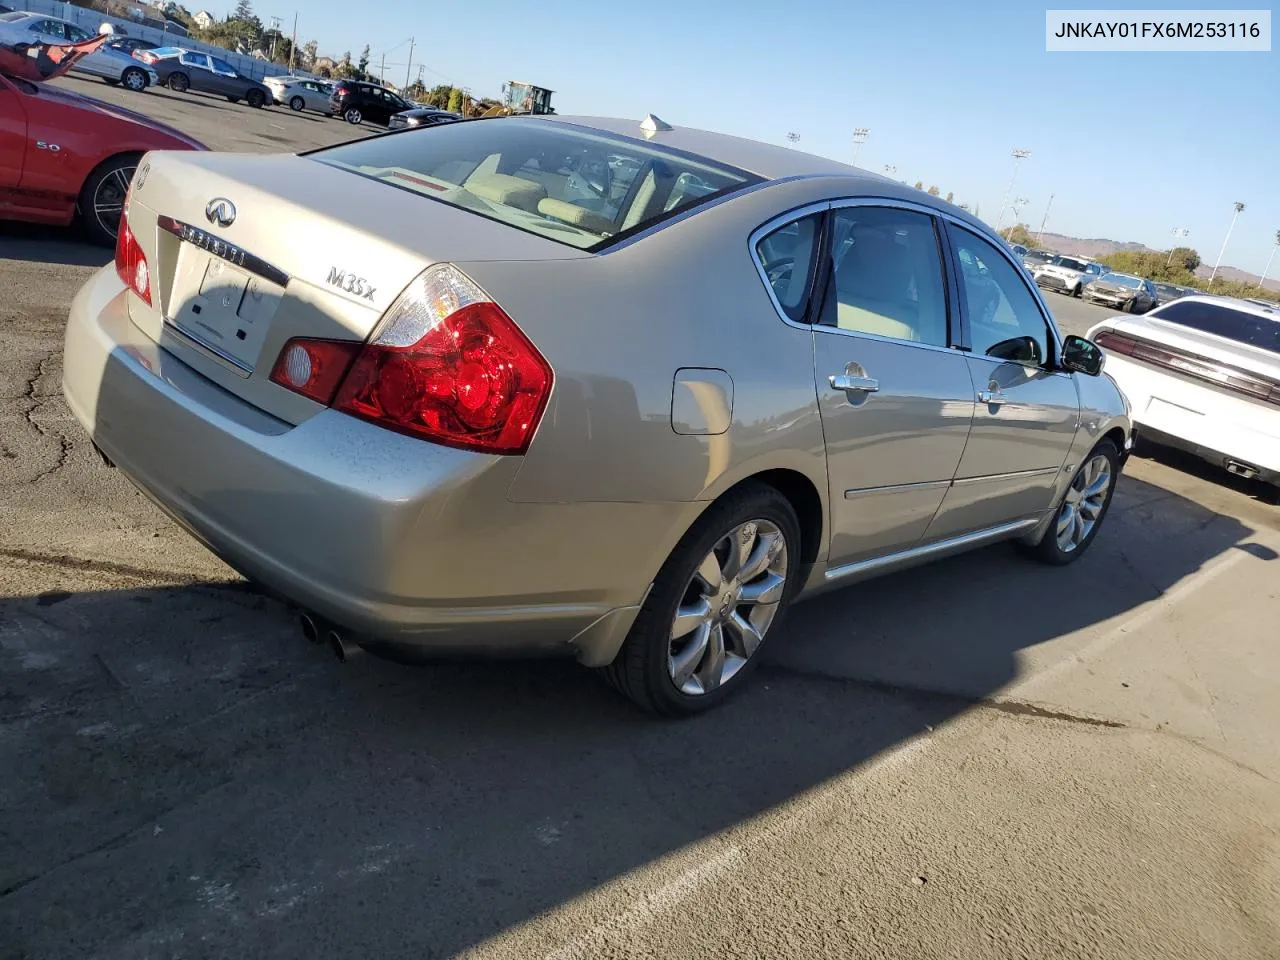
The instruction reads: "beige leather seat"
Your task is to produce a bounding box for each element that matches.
[834,229,922,341]
[463,172,547,213]
[537,198,614,235]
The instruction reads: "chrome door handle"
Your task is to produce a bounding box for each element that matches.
[829,374,880,394]
[977,390,1007,405]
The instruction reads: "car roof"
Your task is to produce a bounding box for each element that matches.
[545,115,899,182]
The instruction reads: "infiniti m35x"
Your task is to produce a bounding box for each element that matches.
[62,115,1131,715]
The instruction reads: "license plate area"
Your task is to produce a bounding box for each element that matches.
[165,242,282,375]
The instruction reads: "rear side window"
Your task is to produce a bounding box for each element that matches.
[1153,300,1280,354]
[826,207,949,347]
[755,215,820,323]
[310,117,759,251]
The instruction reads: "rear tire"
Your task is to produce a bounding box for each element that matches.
[121,67,147,92]
[78,154,139,247]
[168,72,189,92]
[344,107,362,124]
[289,95,305,111]
[599,482,801,716]
[1019,439,1120,566]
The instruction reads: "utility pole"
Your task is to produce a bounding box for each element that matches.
[288,11,297,73]
[1209,202,1246,286]
[380,52,385,85]
[851,128,869,167]
[1036,193,1054,244]
[1165,227,1190,268]
[1258,231,1280,290]
[994,148,1031,232]
[404,37,414,90]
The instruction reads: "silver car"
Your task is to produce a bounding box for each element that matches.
[265,76,333,112]
[0,13,158,91]
[62,115,1131,715]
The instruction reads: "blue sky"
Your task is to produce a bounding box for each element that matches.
[265,0,1277,274]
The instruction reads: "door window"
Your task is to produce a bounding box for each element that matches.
[181,52,211,70]
[209,56,236,75]
[951,227,1053,366]
[825,206,949,347]
[754,214,821,323]
[65,24,92,42]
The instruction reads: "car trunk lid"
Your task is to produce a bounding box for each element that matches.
[121,150,588,425]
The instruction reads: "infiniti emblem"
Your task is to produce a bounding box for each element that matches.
[205,197,236,228]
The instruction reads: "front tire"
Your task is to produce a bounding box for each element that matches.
[344,107,362,124]
[600,482,801,716]
[121,67,147,91]
[168,72,189,92]
[1073,284,1083,297]
[1021,439,1120,566]
[289,95,305,111]
[247,89,265,108]
[78,154,139,247]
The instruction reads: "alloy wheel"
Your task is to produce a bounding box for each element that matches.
[667,519,788,695]
[345,108,362,124]
[92,164,135,242]
[123,69,145,91]
[1056,454,1112,553]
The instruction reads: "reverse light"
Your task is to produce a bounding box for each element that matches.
[114,201,152,306]
[275,265,553,455]
[268,339,361,405]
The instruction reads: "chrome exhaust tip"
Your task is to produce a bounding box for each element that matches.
[299,612,322,644]
[327,629,361,662]
[1226,459,1259,480]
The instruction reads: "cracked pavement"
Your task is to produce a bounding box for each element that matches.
[2,89,1280,959]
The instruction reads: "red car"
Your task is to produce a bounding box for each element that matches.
[0,35,204,244]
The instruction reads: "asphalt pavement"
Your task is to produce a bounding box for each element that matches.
[1,86,1278,960]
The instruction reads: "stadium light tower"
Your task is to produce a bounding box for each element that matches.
[1209,202,1246,286]
[994,148,1031,232]
[851,128,870,167]
[1165,227,1190,268]
[1258,230,1280,290]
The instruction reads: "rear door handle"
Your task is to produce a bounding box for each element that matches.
[977,388,1007,406]
[829,374,880,394]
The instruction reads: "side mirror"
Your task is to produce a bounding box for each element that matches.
[987,335,1042,366]
[1060,334,1104,376]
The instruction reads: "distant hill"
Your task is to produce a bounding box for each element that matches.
[1034,232,1279,292]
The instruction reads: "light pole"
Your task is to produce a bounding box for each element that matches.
[1012,197,1029,224]
[882,164,897,179]
[1165,227,1190,268]
[994,148,1031,233]
[1036,193,1055,245]
[851,128,869,167]
[1209,202,1246,286]
[1258,230,1280,290]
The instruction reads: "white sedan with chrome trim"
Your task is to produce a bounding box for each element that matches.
[1088,295,1280,489]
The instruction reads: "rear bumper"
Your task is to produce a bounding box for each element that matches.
[1106,354,1280,480]
[61,267,680,665]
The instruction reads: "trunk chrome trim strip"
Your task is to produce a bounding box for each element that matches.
[157,216,290,288]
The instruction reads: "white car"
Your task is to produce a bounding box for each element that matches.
[1034,255,1106,297]
[264,75,332,112]
[1088,296,1280,489]
[0,12,158,91]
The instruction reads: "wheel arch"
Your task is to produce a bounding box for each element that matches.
[76,150,144,211]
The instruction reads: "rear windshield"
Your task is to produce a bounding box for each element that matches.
[1153,299,1280,354]
[310,117,760,250]
[1053,257,1088,271]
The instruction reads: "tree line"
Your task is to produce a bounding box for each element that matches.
[1001,225,1279,304]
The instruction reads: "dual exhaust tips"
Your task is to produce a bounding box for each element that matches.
[299,612,361,662]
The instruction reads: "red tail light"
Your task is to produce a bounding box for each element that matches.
[114,204,152,306]
[274,265,553,455]
[133,50,157,63]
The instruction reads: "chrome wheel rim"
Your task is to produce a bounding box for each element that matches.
[667,519,788,696]
[92,164,135,241]
[291,97,303,111]
[123,70,145,90]
[1056,454,1112,553]
[346,108,361,123]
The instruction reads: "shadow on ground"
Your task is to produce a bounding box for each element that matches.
[0,474,1264,959]
[0,222,110,268]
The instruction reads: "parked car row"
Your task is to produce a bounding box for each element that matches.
[0,12,157,91]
